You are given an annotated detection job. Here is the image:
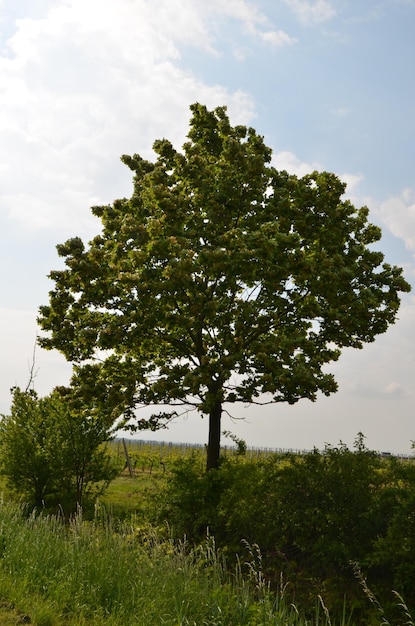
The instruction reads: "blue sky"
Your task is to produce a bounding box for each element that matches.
[1,0,414,453]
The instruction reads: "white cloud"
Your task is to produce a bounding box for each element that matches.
[332,107,350,117]
[0,308,72,413]
[330,294,415,403]
[232,45,252,61]
[260,29,296,47]
[271,153,364,197]
[0,0,268,234]
[207,0,295,50]
[340,172,364,197]
[271,150,323,176]
[212,0,268,29]
[284,0,336,25]
[375,188,415,253]
[211,0,294,43]
[231,27,295,59]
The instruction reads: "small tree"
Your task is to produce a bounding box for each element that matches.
[0,387,117,511]
[0,388,54,508]
[38,103,410,471]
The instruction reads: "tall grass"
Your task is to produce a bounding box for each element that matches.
[0,498,343,626]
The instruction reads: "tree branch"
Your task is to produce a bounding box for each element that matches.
[25,335,40,392]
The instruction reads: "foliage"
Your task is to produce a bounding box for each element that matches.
[222,429,247,455]
[156,455,223,540]
[37,103,410,470]
[257,433,384,573]
[0,387,117,512]
[369,456,415,602]
[158,437,415,620]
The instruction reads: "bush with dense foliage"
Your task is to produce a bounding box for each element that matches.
[0,387,118,512]
[159,435,415,620]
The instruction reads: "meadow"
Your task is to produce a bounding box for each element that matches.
[0,438,414,625]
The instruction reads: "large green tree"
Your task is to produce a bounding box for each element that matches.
[38,103,410,470]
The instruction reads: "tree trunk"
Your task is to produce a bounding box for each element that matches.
[206,398,222,471]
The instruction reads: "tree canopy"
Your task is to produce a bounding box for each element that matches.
[38,103,411,470]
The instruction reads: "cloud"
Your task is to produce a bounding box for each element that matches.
[204,0,296,53]
[332,107,350,117]
[344,375,409,401]
[231,27,295,61]
[270,152,365,199]
[375,189,415,253]
[1,0,275,235]
[271,150,323,177]
[347,382,377,399]
[210,0,294,47]
[260,29,296,47]
[0,308,72,413]
[284,0,336,25]
[340,173,365,198]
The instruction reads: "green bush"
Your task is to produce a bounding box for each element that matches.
[159,435,415,619]
[156,455,224,540]
[261,435,384,572]
[369,457,415,606]
[0,388,118,513]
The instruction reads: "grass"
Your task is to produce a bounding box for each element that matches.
[4,495,409,625]
[99,440,205,521]
[0,498,330,626]
[100,439,280,521]
[99,473,161,520]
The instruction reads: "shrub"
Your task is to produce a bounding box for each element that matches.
[159,435,407,619]
[0,387,118,513]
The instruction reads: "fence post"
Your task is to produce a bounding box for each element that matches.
[122,438,134,477]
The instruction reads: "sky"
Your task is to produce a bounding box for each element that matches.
[1,0,415,454]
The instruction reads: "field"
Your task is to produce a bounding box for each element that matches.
[0,439,414,625]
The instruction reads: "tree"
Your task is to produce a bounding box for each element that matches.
[0,388,54,508]
[38,103,410,470]
[0,387,117,511]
